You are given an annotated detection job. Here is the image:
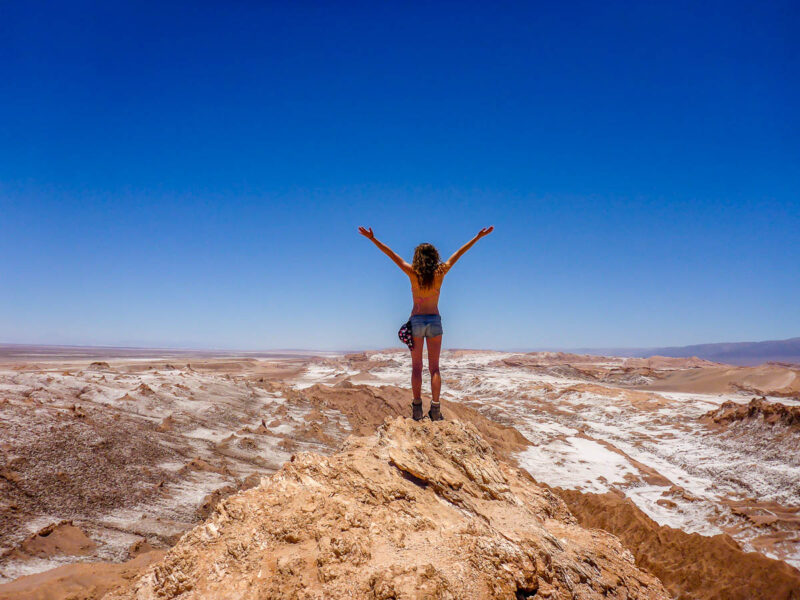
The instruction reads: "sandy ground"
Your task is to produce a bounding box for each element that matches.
[0,347,798,598]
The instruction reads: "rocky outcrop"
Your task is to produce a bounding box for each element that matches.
[703,397,800,430]
[108,418,670,599]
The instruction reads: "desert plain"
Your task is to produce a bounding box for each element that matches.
[0,345,798,599]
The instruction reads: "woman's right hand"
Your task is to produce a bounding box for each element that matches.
[358,226,375,240]
[477,226,494,238]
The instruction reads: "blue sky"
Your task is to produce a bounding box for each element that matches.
[1,1,798,351]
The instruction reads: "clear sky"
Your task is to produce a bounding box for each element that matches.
[1,1,798,351]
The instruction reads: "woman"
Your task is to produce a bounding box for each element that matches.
[358,226,494,421]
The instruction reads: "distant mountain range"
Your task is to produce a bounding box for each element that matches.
[3,337,799,367]
[575,337,800,366]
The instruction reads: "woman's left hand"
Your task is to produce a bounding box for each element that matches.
[358,226,375,240]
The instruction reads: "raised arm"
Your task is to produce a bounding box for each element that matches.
[358,227,413,275]
[444,226,494,269]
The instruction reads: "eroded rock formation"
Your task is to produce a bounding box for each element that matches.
[703,396,800,430]
[108,418,670,599]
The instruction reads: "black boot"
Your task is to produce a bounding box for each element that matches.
[412,400,423,421]
[428,402,443,421]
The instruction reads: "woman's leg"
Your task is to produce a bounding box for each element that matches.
[410,336,425,401]
[426,335,443,404]
[410,337,425,420]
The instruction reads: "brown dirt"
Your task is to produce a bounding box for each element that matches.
[641,364,800,397]
[0,551,165,600]
[128,540,159,558]
[16,522,96,559]
[0,402,180,548]
[106,418,670,600]
[552,487,800,600]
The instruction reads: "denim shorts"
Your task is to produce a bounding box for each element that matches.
[409,314,443,338]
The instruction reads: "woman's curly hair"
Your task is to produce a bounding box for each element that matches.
[412,243,443,289]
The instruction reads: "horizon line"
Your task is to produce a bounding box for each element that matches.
[2,335,798,355]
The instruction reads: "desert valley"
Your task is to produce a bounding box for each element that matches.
[0,345,798,599]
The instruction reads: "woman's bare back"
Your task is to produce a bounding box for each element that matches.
[409,265,449,315]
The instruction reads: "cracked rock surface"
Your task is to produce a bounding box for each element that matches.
[108,417,670,599]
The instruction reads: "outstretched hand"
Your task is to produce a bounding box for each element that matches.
[477,226,494,238]
[358,226,375,240]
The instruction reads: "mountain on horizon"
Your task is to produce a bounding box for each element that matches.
[576,336,800,366]
[3,337,800,367]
